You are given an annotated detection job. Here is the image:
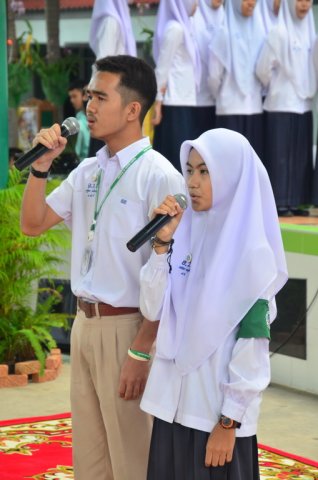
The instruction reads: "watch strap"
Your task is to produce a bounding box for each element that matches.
[30,166,50,179]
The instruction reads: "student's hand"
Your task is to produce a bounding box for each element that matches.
[152,101,163,126]
[31,123,67,171]
[118,356,149,400]
[153,195,184,243]
[205,424,236,467]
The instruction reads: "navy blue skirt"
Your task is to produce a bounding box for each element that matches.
[263,111,313,208]
[153,105,215,172]
[215,113,264,161]
[147,418,260,480]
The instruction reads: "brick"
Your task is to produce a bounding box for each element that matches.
[32,369,58,383]
[15,360,41,375]
[0,374,28,388]
[45,355,61,370]
[0,365,8,377]
[50,348,61,356]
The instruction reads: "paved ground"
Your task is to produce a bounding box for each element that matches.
[0,355,317,462]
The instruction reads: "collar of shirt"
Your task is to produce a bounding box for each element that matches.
[96,136,151,172]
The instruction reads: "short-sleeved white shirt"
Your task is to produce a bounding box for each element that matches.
[47,137,185,306]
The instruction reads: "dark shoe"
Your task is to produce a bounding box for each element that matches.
[277,207,293,217]
[290,207,309,217]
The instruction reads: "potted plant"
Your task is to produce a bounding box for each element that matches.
[0,168,71,374]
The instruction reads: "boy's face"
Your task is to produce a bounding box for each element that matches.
[186,149,212,212]
[68,88,84,112]
[86,71,131,143]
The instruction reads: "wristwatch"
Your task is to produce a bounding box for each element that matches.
[219,415,241,429]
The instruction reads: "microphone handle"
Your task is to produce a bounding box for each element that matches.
[14,124,71,171]
[14,143,49,171]
[126,214,171,252]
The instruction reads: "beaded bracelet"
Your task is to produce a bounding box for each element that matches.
[128,348,151,362]
[150,235,174,247]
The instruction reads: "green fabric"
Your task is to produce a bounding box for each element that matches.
[237,299,270,340]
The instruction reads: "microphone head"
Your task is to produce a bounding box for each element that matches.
[62,117,80,135]
[174,193,188,210]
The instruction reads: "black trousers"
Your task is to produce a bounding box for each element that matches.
[147,418,260,480]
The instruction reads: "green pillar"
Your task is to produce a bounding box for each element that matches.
[0,1,8,189]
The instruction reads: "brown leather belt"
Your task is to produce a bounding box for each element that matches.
[78,298,139,318]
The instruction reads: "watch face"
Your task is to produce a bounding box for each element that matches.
[221,416,234,428]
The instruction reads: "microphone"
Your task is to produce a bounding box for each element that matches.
[126,193,187,253]
[14,117,80,171]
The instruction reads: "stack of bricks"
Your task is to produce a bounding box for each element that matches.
[0,348,63,388]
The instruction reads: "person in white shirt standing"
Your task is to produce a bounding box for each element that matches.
[89,0,136,60]
[192,0,225,135]
[208,0,266,160]
[256,0,316,216]
[139,128,288,480]
[152,0,201,172]
[20,55,185,480]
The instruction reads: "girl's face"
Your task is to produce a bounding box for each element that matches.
[295,0,311,19]
[210,0,224,9]
[273,0,281,15]
[241,0,257,16]
[186,149,212,211]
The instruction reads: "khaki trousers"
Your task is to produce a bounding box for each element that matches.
[70,309,152,480]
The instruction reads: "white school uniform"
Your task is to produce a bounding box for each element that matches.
[46,137,185,306]
[140,129,287,437]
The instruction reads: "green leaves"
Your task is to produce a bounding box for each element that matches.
[0,169,71,371]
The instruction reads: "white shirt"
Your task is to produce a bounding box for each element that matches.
[208,51,264,115]
[256,38,313,113]
[140,252,271,436]
[155,20,197,106]
[94,16,125,59]
[46,137,185,306]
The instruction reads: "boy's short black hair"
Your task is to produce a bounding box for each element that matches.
[68,80,86,92]
[94,55,157,125]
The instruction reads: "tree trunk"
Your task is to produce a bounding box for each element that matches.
[6,0,19,62]
[44,0,60,63]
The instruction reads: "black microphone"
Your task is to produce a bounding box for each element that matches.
[126,193,187,253]
[14,117,80,171]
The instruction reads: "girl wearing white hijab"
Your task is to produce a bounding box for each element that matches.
[259,0,280,33]
[89,0,136,60]
[256,0,316,216]
[139,129,288,479]
[152,0,201,172]
[208,0,266,159]
[192,0,225,134]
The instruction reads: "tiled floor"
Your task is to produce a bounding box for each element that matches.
[0,355,317,462]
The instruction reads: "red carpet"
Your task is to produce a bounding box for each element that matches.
[0,414,318,479]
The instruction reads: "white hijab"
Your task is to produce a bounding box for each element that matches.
[259,0,279,33]
[194,0,225,65]
[156,129,288,375]
[210,0,266,95]
[153,0,201,86]
[89,0,136,57]
[267,0,316,99]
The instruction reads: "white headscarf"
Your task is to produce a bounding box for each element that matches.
[210,0,266,95]
[89,0,136,57]
[153,0,202,86]
[156,129,288,375]
[259,0,279,33]
[193,0,225,65]
[267,0,316,99]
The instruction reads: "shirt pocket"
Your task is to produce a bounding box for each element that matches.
[103,197,146,241]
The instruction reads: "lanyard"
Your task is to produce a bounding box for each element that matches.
[88,144,152,241]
